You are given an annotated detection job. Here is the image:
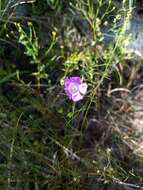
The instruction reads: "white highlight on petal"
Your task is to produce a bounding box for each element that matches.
[79,83,87,95]
[72,92,83,102]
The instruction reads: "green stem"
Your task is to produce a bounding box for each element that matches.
[72,102,76,127]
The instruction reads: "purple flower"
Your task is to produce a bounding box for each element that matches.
[64,76,87,102]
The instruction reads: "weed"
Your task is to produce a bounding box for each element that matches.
[0,0,143,190]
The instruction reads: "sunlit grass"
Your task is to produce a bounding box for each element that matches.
[0,0,143,189]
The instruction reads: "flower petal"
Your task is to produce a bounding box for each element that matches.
[79,83,87,95]
[71,76,82,84]
[64,78,72,99]
[64,78,71,88]
[64,76,87,101]
[72,92,84,102]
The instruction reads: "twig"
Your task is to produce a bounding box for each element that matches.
[113,177,143,189]
[107,88,131,97]
[11,0,36,8]
[48,136,92,169]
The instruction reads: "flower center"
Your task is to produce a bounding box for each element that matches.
[70,84,78,94]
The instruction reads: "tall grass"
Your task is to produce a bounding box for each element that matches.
[0,0,143,189]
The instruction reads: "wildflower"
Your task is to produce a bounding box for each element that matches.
[64,76,87,102]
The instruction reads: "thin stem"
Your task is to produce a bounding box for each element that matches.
[72,102,76,127]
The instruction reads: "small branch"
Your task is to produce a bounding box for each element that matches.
[49,136,93,169]
[11,0,36,8]
[113,177,143,189]
[107,88,131,97]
